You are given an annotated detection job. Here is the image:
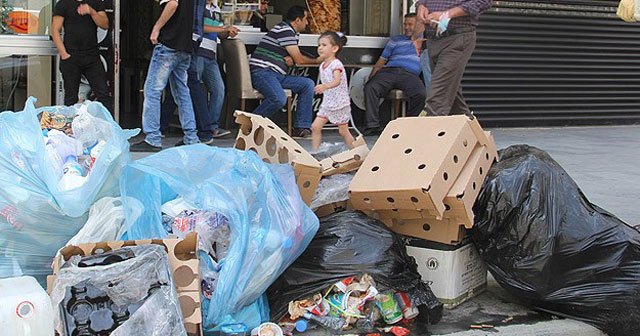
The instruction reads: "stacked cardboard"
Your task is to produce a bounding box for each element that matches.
[234,111,369,209]
[349,116,498,245]
[48,233,202,335]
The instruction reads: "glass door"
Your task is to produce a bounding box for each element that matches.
[0,0,57,111]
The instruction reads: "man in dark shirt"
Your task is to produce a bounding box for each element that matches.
[416,0,491,116]
[52,0,112,112]
[249,5,321,138]
[131,0,202,152]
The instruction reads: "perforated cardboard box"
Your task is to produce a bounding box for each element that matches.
[234,111,322,205]
[320,136,370,176]
[376,141,498,222]
[349,116,488,217]
[50,233,202,335]
[378,215,468,245]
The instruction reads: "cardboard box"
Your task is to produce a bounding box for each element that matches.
[50,233,202,334]
[313,200,351,218]
[376,142,498,223]
[234,111,322,205]
[349,116,487,217]
[378,215,468,245]
[406,240,487,309]
[320,136,370,176]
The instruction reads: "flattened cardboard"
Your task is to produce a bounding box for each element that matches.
[234,111,322,205]
[320,136,370,176]
[406,241,487,308]
[349,116,480,217]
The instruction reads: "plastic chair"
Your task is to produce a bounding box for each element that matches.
[221,38,294,135]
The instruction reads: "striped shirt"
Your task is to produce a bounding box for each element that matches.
[381,35,422,76]
[415,0,491,37]
[249,21,298,74]
[196,3,222,59]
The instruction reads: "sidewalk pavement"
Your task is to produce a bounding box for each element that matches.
[132,124,639,335]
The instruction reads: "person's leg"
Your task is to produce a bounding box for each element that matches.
[420,48,432,96]
[364,68,395,130]
[160,85,176,135]
[169,51,199,145]
[60,56,82,106]
[424,32,476,116]
[82,53,113,112]
[202,57,228,136]
[396,71,427,117]
[281,75,314,129]
[251,69,286,117]
[338,123,356,149]
[311,116,328,150]
[187,55,213,142]
[141,44,175,147]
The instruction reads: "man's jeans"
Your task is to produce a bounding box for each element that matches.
[250,68,313,129]
[188,55,225,140]
[421,48,432,96]
[142,44,199,147]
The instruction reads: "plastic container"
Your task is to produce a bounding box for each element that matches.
[0,276,54,336]
[257,322,283,336]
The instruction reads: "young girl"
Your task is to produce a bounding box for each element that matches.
[311,32,356,150]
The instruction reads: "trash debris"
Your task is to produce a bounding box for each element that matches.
[0,97,137,282]
[473,145,640,336]
[65,197,133,247]
[120,146,319,330]
[268,211,443,331]
[0,276,54,336]
[311,173,354,210]
[379,326,411,336]
[50,245,186,336]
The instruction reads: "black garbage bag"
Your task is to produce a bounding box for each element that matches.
[267,210,443,324]
[472,145,640,336]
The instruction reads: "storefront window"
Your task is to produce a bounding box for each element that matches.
[1,0,53,35]
[0,54,54,111]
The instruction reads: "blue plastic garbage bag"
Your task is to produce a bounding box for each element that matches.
[0,97,138,281]
[120,145,319,330]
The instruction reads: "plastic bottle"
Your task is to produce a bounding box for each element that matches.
[0,276,54,336]
[58,156,87,190]
[302,312,346,331]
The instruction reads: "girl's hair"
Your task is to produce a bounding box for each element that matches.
[319,31,348,55]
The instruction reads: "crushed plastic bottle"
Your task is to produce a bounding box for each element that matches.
[302,312,347,331]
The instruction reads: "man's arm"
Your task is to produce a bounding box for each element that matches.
[51,16,70,60]
[150,0,178,44]
[369,57,387,79]
[77,4,108,29]
[285,45,321,65]
[426,0,492,27]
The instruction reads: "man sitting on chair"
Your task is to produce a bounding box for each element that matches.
[363,13,426,136]
[249,5,321,138]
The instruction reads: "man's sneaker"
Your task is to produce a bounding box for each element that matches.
[176,139,209,147]
[130,140,162,152]
[200,137,214,145]
[292,128,312,139]
[212,128,231,138]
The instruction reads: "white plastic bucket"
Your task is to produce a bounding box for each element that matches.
[0,276,54,336]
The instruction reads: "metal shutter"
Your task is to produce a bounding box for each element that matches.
[466,1,640,126]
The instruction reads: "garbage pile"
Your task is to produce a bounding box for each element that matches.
[0,97,136,281]
[268,211,443,333]
[472,145,640,336]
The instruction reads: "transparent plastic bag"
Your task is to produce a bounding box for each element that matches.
[310,173,354,209]
[50,245,186,336]
[120,146,319,330]
[65,197,140,247]
[0,97,138,282]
